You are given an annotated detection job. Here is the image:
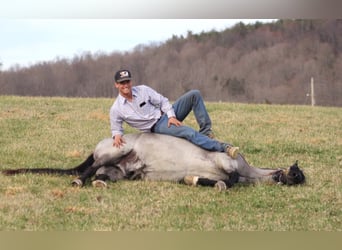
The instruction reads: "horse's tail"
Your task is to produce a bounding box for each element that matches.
[2,153,95,176]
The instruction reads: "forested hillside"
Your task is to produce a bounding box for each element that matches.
[1,19,341,106]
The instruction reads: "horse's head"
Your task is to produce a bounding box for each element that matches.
[273,161,306,185]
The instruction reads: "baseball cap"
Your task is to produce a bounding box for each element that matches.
[114,69,132,83]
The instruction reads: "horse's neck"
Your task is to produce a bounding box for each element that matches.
[218,153,285,184]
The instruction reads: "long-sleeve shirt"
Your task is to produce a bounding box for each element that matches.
[110,85,175,137]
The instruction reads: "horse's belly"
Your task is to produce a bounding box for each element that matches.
[131,133,230,182]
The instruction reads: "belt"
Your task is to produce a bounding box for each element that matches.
[150,117,161,132]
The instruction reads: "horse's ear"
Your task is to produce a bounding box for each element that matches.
[290,160,299,170]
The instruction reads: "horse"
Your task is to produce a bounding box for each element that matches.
[2,133,305,190]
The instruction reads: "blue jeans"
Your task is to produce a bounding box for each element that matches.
[153,90,228,152]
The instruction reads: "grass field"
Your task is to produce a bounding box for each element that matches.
[0,95,341,231]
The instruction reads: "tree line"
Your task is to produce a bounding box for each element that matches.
[0,19,341,106]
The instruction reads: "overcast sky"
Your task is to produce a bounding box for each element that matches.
[0,19,276,70]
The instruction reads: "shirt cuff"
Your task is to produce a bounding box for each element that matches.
[166,109,176,118]
[112,132,123,139]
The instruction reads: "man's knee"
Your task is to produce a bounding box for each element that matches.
[188,89,201,97]
[186,89,202,102]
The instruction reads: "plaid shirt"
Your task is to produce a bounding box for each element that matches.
[110,85,175,137]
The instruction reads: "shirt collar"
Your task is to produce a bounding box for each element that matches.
[118,86,137,104]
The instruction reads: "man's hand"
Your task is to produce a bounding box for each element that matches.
[168,116,182,127]
[113,134,125,148]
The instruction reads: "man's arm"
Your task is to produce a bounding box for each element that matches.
[110,104,125,147]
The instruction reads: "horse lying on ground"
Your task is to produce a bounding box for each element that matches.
[2,133,305,190]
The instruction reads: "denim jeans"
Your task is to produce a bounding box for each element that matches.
[153,90,227,152]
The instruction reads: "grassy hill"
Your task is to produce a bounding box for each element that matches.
[1,20,341,106]
[0,96,341,230]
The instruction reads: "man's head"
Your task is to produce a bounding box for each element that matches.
[114,69,132,83]
[114,69,133,97]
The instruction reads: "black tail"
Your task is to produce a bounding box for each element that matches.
[2,154,95,176]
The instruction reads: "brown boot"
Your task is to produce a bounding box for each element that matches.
[206,131,215,139]
[226,146,239,159]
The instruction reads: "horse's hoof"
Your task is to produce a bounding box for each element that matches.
[71,179,83,187]
[92,180,107,188]
[215,181,227,191]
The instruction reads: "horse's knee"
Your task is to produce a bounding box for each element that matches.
[94,174,110,182]
[96,166,125,182]
[223,171,240,188]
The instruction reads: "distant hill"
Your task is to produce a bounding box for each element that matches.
[1,19,341,106]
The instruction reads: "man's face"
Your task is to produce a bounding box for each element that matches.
[115,80,132,96]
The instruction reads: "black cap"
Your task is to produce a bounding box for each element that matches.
[114,69,132,83]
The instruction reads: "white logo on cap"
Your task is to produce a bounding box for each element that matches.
[120,71,129,78]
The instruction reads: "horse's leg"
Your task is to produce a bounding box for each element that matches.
[183,177,227,191]
[73,137,134,187]
[183,172,240,191]
[198,178,228,191]
[72,161,103,187]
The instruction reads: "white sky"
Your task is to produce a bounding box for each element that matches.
[0,19,276,70]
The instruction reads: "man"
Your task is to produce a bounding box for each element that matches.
[110,69,239,158]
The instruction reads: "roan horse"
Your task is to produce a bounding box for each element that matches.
[2,133,305,190]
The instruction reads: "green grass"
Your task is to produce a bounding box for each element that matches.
[0,95,341,231]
